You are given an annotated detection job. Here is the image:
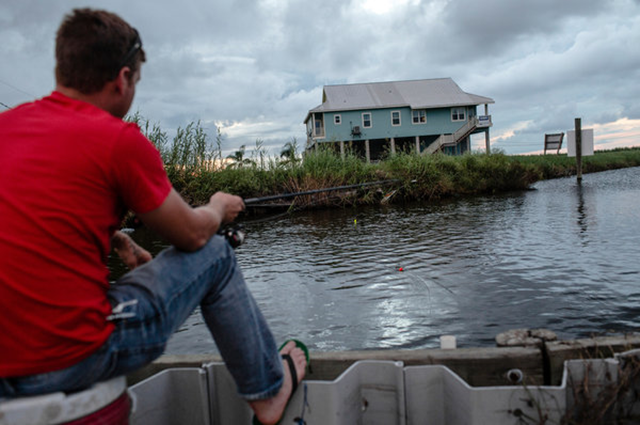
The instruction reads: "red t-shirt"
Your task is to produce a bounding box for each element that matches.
[0,91,172,377]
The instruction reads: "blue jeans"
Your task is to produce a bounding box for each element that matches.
[0,236,284,401]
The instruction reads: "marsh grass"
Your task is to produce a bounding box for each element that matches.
[561,350,640,424]
[497,344,640,425]
[379,151,541,202]
[511,147,640,179]
[180,148,544,207]
[125,115,640,208]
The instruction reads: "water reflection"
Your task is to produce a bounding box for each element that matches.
[109,167,640,354]
[575,182,589,238]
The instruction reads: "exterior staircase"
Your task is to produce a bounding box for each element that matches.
[424,115,491,154]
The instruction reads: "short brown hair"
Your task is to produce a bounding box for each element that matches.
[55,8,146,94]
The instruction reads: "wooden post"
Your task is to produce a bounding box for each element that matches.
[485,129,491,154]
[415,136,420,154]
[575,118,582,183]
[390,138,396,155]
[365,139,370,163]
[339,141,345,158]
[484,104,491,154]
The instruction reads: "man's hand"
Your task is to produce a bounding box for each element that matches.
[208,192,245,226]
[136,188,246,252]
[112,230,152,270]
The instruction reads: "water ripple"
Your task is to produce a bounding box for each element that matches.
[111,167,640,355]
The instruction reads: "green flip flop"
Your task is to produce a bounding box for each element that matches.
[279,339,309,364]
[253,339,309,425]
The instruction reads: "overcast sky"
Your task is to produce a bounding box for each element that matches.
[2,0,640,156]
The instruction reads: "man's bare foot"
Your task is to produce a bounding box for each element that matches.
[249,341,307,425]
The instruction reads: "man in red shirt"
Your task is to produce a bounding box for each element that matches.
[0,8,304,424]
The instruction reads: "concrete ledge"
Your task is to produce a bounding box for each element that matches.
[546,335,640,385]
[127,347,542,387]
[309,347,543,386]
[127,335,640,388]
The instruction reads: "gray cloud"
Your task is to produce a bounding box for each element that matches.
[1,0,639,155]
[443,0,608,63]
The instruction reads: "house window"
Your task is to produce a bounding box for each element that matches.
[391,111,401,126]
[451,107,466,122]
[412,110,427,124]
[334,114,341,125]
[362,112,372,128]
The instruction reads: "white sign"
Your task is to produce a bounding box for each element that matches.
[567,129,594,157]
[477,115,491,128]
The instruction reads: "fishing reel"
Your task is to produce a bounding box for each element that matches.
[218,224,246,249]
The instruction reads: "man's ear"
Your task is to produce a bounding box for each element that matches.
[113,67,132,94]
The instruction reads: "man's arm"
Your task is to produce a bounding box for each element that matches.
[136,188,245,252]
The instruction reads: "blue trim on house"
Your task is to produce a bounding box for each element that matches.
[309,106,478,143]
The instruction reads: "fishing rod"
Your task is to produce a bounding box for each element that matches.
[220,178,413,248]
[124,179,412,246]
[243,178,402,205]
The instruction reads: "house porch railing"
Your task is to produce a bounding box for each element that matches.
[424,115,491,154]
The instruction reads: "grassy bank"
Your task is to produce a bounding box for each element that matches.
[130,117,640,208]
[166,147,640,209]
[510,147,640,179]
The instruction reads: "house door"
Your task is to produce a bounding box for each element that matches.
[314,114,325,138]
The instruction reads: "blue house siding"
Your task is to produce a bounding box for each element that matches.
[305,78,494,160]
[319,106,477,142]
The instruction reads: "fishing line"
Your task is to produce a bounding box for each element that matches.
[234,179,413,228]
[241,196,320,226]
[401,270,433,316]
[0,78,37,99]
[407,271,456,296]
[221,191,350,246]
[200,178,415,248]
[243,179,403,204]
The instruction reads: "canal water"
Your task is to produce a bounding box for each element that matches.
[110,166,640,354]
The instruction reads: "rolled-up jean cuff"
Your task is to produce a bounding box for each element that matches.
[0,236,283,400]
[240,376,283,401]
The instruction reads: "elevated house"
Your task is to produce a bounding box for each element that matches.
[304,78,494,161]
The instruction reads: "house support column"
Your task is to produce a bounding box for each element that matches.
[415,136,420,154]
[390,138,396,155]
[365,140,370,163]
[485,129,491,154]
[340,141,345,158]
[484,104,491,154]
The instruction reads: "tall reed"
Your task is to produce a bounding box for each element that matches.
[126,115,640,208]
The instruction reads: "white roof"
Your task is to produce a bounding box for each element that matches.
[308,78,494,117]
